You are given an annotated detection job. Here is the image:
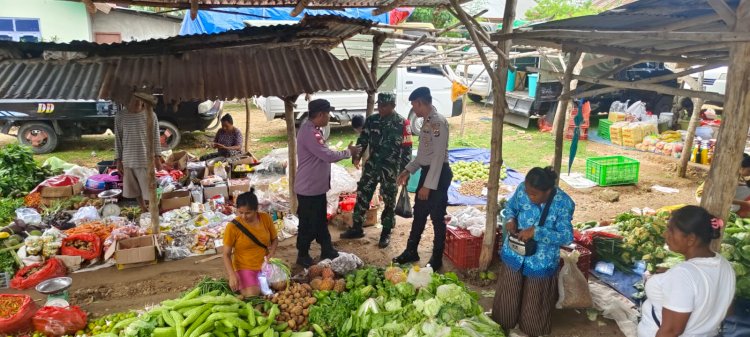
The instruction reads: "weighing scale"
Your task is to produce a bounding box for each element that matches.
[98,189,122,218]
[36,277,72,307]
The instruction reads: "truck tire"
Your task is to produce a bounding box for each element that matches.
[468,94,484,103]
[408,110,424,135]
[17,122,58,154]
[159,121,181,150]
[297,117,330,140]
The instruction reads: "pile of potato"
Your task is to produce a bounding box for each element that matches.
[267,282,317,330]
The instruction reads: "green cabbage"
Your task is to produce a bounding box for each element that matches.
[384,298,402,312]
[436,284,471,311]
[437,303,467,324]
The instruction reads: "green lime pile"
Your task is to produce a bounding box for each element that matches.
[451,161,507,182]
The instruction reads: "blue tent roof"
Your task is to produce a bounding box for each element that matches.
[180,8,389,35]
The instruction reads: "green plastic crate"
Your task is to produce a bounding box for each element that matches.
[586,155,640,186]
[598,119,612,140]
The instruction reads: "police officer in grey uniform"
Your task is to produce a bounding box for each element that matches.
[394,87,453,270]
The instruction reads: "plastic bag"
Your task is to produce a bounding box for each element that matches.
[164,246,193,261]
[16,208,42,225]
[11,258,67,290]
[278,215,298,241]
[0,294,38,334]
[625,100,647,120]
[71,206,100,224]
[214,162,228,180]
[556,250,593,309]
[262,258,290,292]
[395,187,413,218]
[329,252,363,276]
[407,265,433,289]
[32,306,87,337]
[61,233,102,261]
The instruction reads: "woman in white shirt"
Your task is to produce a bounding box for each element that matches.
[638,206,736,337]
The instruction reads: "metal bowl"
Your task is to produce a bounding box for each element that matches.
[36,277,72,295]
[98,189,122,199]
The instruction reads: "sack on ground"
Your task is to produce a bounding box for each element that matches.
[32,306,87,337]
[61,233,102,261]
[556,249,593,309]
[10,258,68,290]
[0,294,38,334]
[395,188,413,218]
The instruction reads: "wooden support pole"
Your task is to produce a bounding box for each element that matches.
[460,64,469,138]
[146,105,159,234]
[377,35,427,87]
[290,0,311,17]
[479,0,517,271]
[702,0,750,251]
[445,6,509,61]
[551,52,584,138]
[283,96,299,213]
[678,72,704,178]
[708,0,738,28]
[551,51,583,179]
[372,0,405,16]
[244,98,251,152]
[367,34,386,117]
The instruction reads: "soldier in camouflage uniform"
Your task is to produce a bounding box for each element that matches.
[340,93,412,248]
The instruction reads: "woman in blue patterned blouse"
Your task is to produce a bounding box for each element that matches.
[491,167,575,337]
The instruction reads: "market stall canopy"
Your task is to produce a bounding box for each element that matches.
[491,0,738,65]
[0,15,376,103]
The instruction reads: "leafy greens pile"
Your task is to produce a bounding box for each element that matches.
[309,270,504,337]
[0,144,60,198]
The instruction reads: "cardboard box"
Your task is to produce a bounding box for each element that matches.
[228,179,251,198]
[166,151,190,171]
[114,235,158,269]
[40,181,83,198]
[364,208,378,227]
[204,184,229,200]
[160,190,191,212]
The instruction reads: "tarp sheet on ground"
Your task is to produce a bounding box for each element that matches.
[447,148,525,206]
[180,8,390,35]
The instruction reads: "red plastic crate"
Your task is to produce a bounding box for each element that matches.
[565,126,589,140]
[560,243,592,280]
[444,227,502,270]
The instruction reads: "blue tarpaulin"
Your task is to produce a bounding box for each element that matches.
[592,269,643,304]
[180,8,389,35]
[447,148,525,206]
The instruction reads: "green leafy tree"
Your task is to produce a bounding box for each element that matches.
[407,8,458,29]
[524,0,602,21]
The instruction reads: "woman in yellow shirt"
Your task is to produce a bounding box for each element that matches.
[222,189,278,296]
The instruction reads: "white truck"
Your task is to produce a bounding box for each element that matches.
[252,40,463,138]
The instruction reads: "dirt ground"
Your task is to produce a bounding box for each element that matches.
[2,103,707,337]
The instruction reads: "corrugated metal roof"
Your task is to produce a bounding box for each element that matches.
[0,47,375,102]
[82,0,457,8]
[492,0,738,63]
[0,15,373,58]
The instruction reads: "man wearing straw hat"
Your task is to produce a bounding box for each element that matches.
[115,92,162,211]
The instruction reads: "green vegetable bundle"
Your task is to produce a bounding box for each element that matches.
[722,214,750,300]
[0,144,60,198]
[97,285,293,337]
[593,212,671,273]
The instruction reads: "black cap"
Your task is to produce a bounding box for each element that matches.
[308,99,335,114]
[408,87,431,101]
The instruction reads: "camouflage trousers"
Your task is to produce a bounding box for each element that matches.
[352,164,398,230]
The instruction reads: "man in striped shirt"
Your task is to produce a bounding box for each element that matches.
[115,92,162,211]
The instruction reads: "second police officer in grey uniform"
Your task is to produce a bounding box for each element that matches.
[394,87,453,270]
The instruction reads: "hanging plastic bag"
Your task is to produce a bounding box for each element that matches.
[556,250,593,309]
[16,208,42,225]
[0,294,38,334]
[262,258,290,292]
[11,258,67,290]
[61,233,102,261]
[32,306,88,337]
[395,187,413,218]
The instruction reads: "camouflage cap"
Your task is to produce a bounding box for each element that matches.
[377,92,396,104]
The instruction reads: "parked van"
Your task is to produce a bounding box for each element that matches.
[253,38,463,138]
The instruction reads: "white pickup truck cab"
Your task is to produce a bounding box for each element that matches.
[253,40,463,138]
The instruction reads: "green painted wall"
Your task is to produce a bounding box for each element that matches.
[0,0,91,42]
